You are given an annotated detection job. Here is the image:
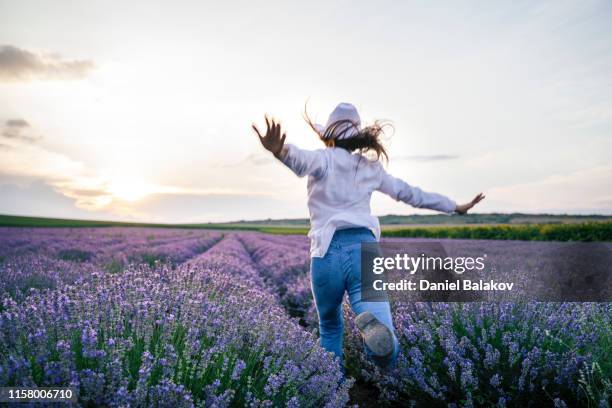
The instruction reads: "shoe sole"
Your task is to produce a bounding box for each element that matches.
[355,311,394,358]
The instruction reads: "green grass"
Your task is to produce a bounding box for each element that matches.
[1,214,611,241]
[0,214,164,228]
[259,222,612,242]
[0,214,286,231]
[383,222,612,242]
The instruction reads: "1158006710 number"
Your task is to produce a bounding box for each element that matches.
[0,387,77,402]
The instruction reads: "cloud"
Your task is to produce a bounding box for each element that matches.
[395,154,459,162]
[0,180,98,220]
[0,141,114,211]
[0,45,94,82]
[214,152,274,168]
[0,134,277,220]
[1,118,41,142]
[244,152,274,166]
[0,176,303,223]
[6,119,29,127]
[136,191,303,223]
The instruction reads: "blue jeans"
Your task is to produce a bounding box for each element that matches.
[310,227,399,369]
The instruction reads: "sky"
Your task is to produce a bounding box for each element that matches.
[0,0,611,223]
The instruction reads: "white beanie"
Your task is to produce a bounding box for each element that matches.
[314,102,362,140]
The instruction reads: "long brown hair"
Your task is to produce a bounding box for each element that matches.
[304,107,391,162]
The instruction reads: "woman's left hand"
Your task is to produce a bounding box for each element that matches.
[455,193,485,214]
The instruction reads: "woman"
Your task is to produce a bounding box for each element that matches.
[252,102,484,370]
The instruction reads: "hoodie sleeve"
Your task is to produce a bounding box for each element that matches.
[280,144,329,179]
[377,165,456,213]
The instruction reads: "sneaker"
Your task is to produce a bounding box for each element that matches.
[355,311,394,359]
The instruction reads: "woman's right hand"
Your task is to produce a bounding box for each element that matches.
[455,193,485,214]
[252,115,287,159]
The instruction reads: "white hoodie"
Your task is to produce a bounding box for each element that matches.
[280,144,457,257]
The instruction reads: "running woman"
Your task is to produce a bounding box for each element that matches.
[252,102,484,370]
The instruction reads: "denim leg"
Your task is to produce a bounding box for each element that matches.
[310,251,345,366]
[344,243,399,367]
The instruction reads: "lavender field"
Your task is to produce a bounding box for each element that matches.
[0,227,610,407]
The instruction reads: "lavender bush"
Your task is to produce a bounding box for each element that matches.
[239,233,313,320]
[0,229,222,300]
[341,302,611,407]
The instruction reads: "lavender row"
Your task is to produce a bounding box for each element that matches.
[0,230,223,300]
[238,233,314,321]
[253,233,311,252]
[101,233,223,268]
[0,227,191,258]
[0,254,99,301]
[0,228,222,269]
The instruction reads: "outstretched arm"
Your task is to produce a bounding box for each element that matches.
[251,115,328,178]
[377,167,484,214]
